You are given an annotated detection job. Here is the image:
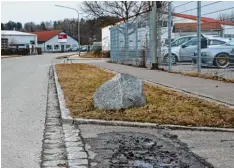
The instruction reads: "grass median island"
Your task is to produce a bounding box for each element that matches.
[55,63,234,128]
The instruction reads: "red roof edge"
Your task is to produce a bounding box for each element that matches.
[31,30,63,42]
[172,12,234,26]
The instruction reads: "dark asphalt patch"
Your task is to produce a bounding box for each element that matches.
[86,132,213,168]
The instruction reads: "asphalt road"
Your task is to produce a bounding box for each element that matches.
[1,53,74,168]
[80,124,234,168]
[2,54,234,168]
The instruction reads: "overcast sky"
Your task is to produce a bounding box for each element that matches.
[1,1,234,24]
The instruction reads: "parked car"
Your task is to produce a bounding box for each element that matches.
[67,47,80,52]
[9,43,29,50]
[162,35,198,63]
[192,39,234,68]
[72,47,79,52]
[79,46,88,52]
[163,36,229,64]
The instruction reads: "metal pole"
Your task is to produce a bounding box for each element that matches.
[54,5,80,56]
[126,22,129,63]
[168,2,172,71]
[77,12,80,56]
[136,17,138,60]
[152,1,157,68]
[117,25,119,62]
[197,1,201,72]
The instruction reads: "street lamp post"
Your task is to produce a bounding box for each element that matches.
[55,4,81,56]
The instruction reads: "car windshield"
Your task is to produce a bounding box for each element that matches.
[171,36,194,47]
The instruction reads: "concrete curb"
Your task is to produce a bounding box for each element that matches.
[53,65,73,123]
[91,64,234,108]
[55,54,77,59]
[73,118,234,132]
[53,64,234,132]
[69,57,110,61]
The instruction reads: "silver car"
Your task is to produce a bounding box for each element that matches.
[163,36,228,64]
[162,35,197,63]
[192,39,234,68]
[178,37,229,61]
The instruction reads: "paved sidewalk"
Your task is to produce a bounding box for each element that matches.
[170,130,234,168]
[90,62,234,106]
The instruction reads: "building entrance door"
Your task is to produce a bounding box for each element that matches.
[61,45,64,52]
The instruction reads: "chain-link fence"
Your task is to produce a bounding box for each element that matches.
[109,1,234,80]
[160,1,234,80]
[110,11,152,67]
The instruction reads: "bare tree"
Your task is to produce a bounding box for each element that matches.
[24,22,37,32]
[82,1,150,54]
[218,11,234,22]
[82,1,149,21]
[44,21,53,30]
[82,1,167,64]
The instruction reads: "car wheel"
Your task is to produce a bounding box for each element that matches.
[164,54,177,64]
[214,53,230,68]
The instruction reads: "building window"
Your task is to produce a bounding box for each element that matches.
[54,45,59,50]
[47,45,52,50]
[1,38,8,49]
[224,34,234,38]
[66,45,71,49]
[162,21,167,27]
[157,21,173,27]
[138,22,147,28]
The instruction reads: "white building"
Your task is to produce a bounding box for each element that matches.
[102,26,111,51]
[171,13,234,39]
[31,30,79,52]
[102,12,234,51]
[1,30,37,49]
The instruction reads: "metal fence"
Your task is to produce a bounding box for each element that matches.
[110,1,234,80]
[110,11,152,67]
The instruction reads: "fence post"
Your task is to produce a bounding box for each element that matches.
[168,2,172,71]
[147,10,152,68]
[117,25,119,62]
[197,1,201,73]
[152,1,158,68]
[125,21,129,63]
[135,16,139,62]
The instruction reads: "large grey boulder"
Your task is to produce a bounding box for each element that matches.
[93,73,146,110]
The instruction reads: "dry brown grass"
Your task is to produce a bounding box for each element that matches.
[80,51,110,58]
[79,52,99,58]
[55,64,234,128]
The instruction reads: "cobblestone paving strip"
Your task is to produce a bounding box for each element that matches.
[63,124,89,168]
[41,66,88,168]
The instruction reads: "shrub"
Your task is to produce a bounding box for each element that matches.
[17,49,30,55]
[37,48,42,55]
[1,49,12,55]
[93,48,102,57]
[1,48,30,55]
[102,51,110,58]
